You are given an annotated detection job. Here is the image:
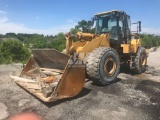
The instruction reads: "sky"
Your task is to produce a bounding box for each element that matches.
[0,0,160,35]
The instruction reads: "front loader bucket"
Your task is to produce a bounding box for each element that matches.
[21,49,69,76]
[11,49,85,102]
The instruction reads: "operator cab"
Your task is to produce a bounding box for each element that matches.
[94,10,131,46]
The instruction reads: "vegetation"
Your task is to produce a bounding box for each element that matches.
[70,20,95,34]
[139,34,160,48]
[0,40,30,64]
[0,33,66,64]
[0,19,160,64]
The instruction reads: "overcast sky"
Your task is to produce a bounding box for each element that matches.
[0,0,160,35]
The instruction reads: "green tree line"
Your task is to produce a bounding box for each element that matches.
[139,34,160,48]
[0,32,67,64]
[0,20,160,64]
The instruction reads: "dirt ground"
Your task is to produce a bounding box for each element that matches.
[0,49,160,120]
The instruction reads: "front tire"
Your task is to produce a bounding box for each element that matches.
[86,47,120,85]
[133,47,147,73]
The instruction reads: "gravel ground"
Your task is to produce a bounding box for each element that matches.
[0,50,160,120]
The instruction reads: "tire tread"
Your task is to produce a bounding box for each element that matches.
[86,47,120,85]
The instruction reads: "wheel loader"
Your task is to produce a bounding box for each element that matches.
[10,10,148,102]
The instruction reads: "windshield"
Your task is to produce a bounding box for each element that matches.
[95,13,117,34]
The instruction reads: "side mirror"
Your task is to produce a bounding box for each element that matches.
[138,21,141,32]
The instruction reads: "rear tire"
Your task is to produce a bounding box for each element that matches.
[86,47,120,85]
[133,47,147,73]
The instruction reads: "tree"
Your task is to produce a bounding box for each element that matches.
[140,34,160,48]
[70,28,78,34]
[70,20,95,34]
[6,33,17,38]
[47,33,66,51]
[0,40,30,64]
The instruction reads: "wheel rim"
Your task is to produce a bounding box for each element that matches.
[141,54,146,66]
[104,57,117,76]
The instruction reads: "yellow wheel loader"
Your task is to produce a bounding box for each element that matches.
[10,10,148,102]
